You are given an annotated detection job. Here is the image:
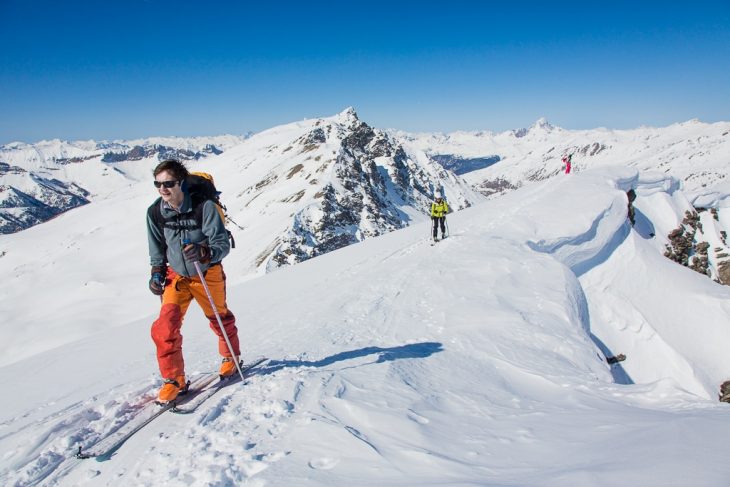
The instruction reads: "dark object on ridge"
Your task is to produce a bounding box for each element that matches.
[720,380,730,403]
[606,354,626,364]
[627,189,637,226]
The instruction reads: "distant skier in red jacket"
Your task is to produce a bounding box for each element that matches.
[562,154,572,174]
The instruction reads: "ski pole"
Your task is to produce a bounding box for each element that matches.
[188,254,246,382]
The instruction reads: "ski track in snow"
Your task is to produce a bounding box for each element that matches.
[2,385,158,485]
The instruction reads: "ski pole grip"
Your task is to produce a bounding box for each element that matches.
[182,238,199,264]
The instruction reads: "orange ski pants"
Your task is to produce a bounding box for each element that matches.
[151,264,240,379]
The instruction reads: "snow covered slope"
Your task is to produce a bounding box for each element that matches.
[1,167,730,486]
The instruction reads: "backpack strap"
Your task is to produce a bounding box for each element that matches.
[150,173,236,256]
[149,197,235,256]
[148,197,204,260]
[190,199,235,248]
[148,198,168,264]
[187,174,235,248]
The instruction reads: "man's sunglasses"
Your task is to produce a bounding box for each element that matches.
[154,180,180,189]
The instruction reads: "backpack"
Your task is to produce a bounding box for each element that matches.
[148,172,236,258]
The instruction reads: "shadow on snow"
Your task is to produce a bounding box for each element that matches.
[261,342,444,374]
[590,333,633,385]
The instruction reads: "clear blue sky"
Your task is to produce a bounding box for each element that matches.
[1,0,728,143]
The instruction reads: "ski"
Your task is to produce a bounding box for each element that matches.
[74,357,266,461]
[170,356,268,414]
[75,372,219,461]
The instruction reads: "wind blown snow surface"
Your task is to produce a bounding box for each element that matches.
[1,167,730,486]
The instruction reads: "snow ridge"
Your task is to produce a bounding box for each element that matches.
[2,167,730,486]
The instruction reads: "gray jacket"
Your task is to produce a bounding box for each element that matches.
[147,193,230,277]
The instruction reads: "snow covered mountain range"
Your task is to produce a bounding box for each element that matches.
[4,109,728,283]
[0,135,247,234]
[395,116,730,198]
[1,109,480,275]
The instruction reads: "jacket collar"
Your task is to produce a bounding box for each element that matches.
[160,191,192,215]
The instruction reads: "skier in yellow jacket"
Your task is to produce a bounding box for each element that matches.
[430,191,449,241]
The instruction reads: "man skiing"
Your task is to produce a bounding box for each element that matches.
[562,154,572,174]
[146,159,241,403]
[430,191,449,241]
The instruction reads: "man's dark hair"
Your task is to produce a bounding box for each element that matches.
[153,159,189,181]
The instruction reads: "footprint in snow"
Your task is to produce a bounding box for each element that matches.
[308,457,340,470]
[407,409,430,424]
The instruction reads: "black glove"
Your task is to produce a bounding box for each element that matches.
[183,243,211,263]
[149,265,166,295]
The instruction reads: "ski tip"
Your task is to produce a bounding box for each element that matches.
[169,406,195,415]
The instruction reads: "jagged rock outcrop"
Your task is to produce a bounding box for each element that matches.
[720,380,730,403]
[690,241,710,276]
[663,209,726,280]
[0,177,90,233]
[102,144,223,162]
[717,248,730,285]
[665,226,692,266]
[53,155,97,165]
[475,177,519,198]
[0,162,27,175]
[266,110,477,268]
[664,210,700,267]
[577,142,608,157]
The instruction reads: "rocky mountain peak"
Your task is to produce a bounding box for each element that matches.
[532,117,554,131]
[336,106,360,126]
[246,114,478,271]
[512,117,555,138]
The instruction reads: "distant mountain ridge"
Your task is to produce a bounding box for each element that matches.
[0,135,247,233]
[394,118,730,199]
[3,112,729,283]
